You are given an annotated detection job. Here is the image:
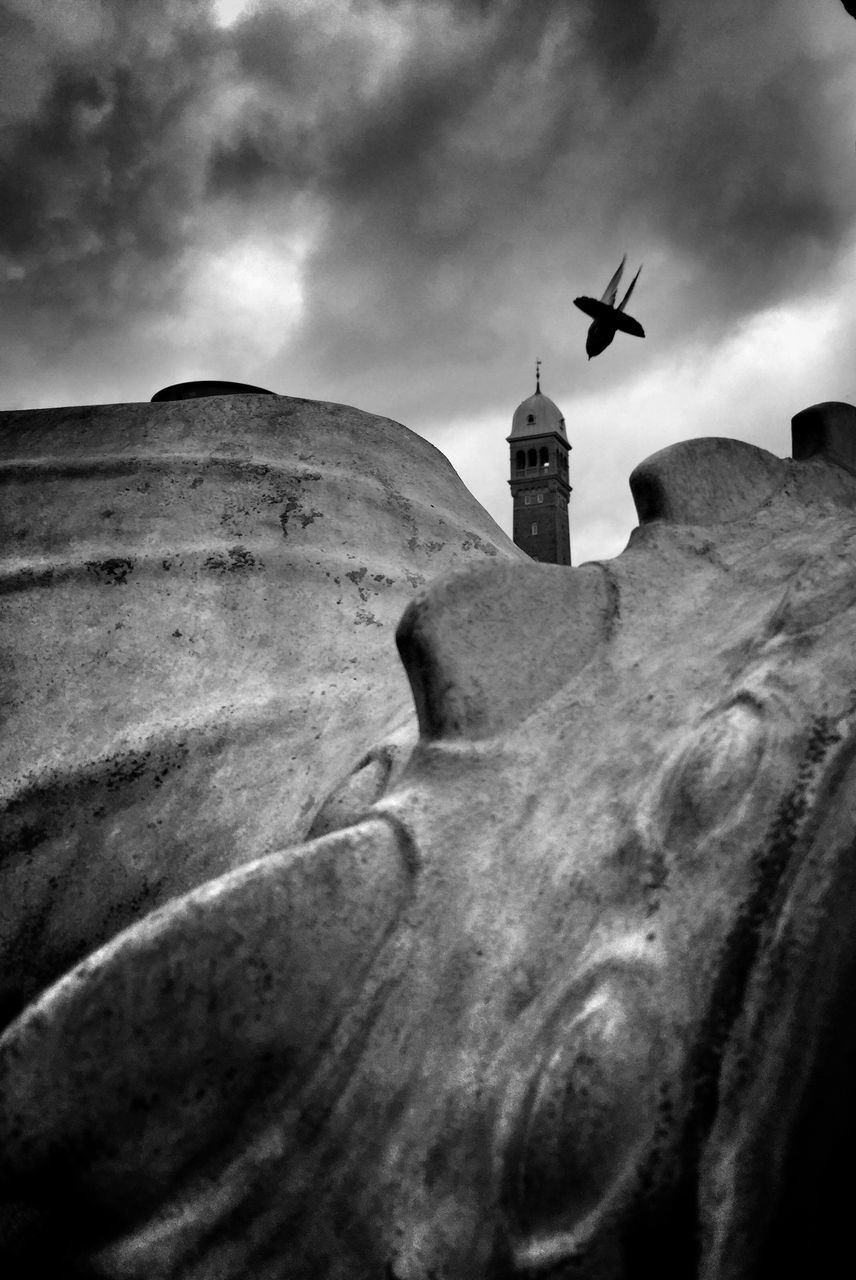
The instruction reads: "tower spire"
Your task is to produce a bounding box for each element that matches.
[535,357,541,394]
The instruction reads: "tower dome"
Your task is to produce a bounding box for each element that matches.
[509,388,568,441]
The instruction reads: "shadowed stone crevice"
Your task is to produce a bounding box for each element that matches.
[697,725,856,1279]
[308,721,418,840]
[791,400,856,477]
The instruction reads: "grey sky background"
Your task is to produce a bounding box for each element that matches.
[2,0,856,563]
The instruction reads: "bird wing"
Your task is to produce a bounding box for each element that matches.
[617,264,642,312]
[575,294,645,337]
[573,296,605,320]
[600,254,626,306]
[612,310,645,338]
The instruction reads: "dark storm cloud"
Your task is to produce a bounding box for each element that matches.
[211,0,849,409]
[0,0,853,410]
[0,0,223,343]
[583,0,661,77]
[650,67,842,281]
[201,0,667,395]
[209,0,666,207]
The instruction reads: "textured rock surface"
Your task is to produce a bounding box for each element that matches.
[0,394,521,1028]
[1,400,856,1279]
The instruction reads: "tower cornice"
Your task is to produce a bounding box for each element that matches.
[505,429,571,448]
[508,475,572,499]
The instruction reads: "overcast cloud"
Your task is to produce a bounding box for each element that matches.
[2,0,856,561]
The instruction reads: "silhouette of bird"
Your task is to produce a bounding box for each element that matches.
[574,255,645,359]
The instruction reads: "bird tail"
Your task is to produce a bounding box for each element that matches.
[617,264,642,312]
[600,255,626,307]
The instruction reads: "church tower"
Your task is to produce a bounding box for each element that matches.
[507,362,572,565]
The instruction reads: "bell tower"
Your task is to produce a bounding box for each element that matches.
[507,361,572,565]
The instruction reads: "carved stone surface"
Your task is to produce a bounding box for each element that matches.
[1,398,855,1279]
[0,394,519,1030]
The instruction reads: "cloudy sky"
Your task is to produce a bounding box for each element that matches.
[2,0,856,563]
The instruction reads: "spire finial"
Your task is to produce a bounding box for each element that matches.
[535,357,541,393]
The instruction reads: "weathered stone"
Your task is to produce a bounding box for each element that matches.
[0,394,520,1029]
[1,407,856,1279]
[396,559,614,738]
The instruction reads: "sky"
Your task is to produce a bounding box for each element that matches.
[2,0,856,564]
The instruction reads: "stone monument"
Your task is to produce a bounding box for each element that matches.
[1,394,855,1279]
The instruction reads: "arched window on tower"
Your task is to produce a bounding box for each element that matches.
[539,447,549,468]
[527,414,535,424]
[527,448,537,468]
[515,450,525,471]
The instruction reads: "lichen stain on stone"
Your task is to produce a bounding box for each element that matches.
[203,546,262,574]
[461,531,498,556]
[279,499,299,537]
[85,557,135,585]
[105,750,153,791]
[277,473,324,539]
[103,741,190,794]
[219,500,254,539]
[355,608,383,627]
[279,498,324,538]
[406,536,446,555]
[346,568,371,601]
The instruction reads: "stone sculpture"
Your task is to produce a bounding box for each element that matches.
[0,394,518,1034]
[1,395,855,1279]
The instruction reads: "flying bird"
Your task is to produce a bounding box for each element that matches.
[574,254,645,359]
